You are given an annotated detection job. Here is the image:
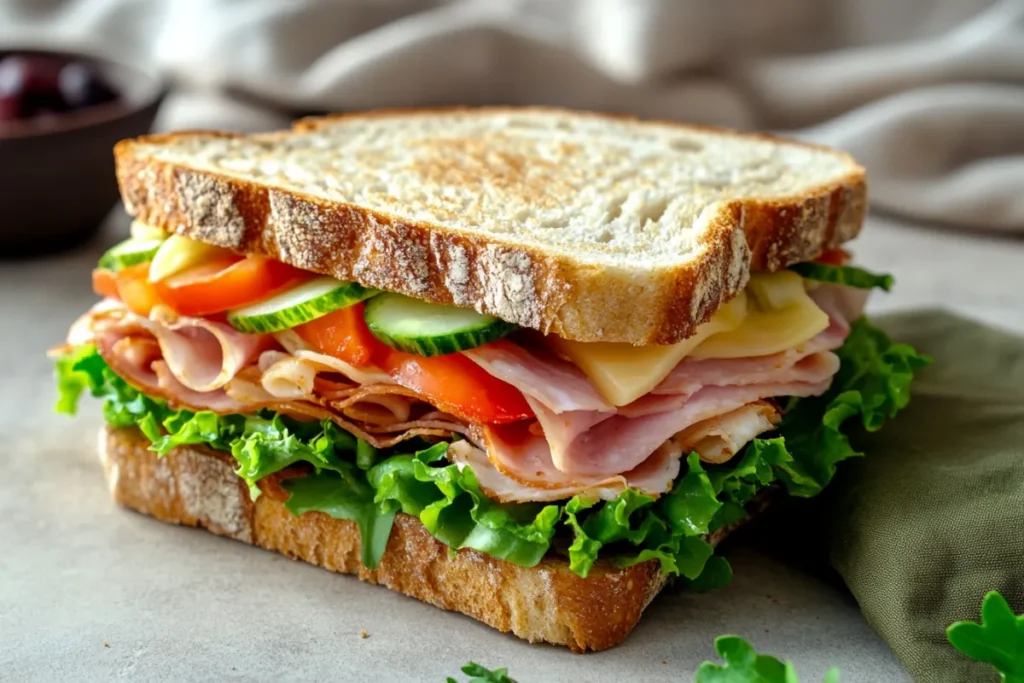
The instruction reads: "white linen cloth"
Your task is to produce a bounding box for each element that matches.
[3,0,1023,232]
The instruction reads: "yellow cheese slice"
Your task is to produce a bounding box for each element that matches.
[148,235,234,282]
[690,271,829,359]
[548,293,748,406]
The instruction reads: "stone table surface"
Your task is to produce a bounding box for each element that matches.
[2,213,1022,683]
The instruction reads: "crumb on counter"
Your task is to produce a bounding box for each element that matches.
[103,642,110,648]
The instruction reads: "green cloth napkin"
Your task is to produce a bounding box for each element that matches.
[823,311,1024,682]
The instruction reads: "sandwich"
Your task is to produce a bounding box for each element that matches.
[52,108,928,652]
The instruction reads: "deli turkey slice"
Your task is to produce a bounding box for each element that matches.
[454,434,683,502]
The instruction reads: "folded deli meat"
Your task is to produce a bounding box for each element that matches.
[68,229,857,504]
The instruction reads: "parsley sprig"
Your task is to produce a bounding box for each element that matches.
[947,591,1024,683]
[448,590,1024,682]
[693,636,840,682]
[447,661,517,683]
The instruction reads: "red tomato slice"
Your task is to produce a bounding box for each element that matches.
[296,304,534,424]
[381,350,534,424]
[154,255,310,317]
[294,302,381,368]
[92,269,119,299]
[816,248,851,266]
[115,263,162,316]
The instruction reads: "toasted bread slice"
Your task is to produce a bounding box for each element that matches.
[99,426,757,652]
[114,107,865,344]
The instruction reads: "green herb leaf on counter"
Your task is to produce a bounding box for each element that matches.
[446,635,843,682]
[791,262,894,291]
[446,661,517,683]
[946,591,1024,682]
[694,635,841,683]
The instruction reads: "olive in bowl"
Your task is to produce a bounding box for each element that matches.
[0,49,166,257]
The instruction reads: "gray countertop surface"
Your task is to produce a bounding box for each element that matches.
[3,213,1022,683]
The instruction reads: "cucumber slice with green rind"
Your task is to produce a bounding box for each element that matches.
[97,238,165,271]
[227,276,376,334]
[363,293,516,356]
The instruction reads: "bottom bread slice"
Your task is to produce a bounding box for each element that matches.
[98,426,742,652]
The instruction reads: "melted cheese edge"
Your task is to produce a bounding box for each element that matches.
[550,271,830,406]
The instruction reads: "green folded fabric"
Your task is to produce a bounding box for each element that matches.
[823,311,1024,682]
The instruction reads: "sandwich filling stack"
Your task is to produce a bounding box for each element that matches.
[53,109,928,651]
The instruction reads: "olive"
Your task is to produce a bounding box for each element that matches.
[58,62,118,109]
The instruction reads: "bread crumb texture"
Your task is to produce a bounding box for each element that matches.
[133,109,855,266]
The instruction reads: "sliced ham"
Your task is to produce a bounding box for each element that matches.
[65,299,129,346]
[75,301,267,393]
[326,384,421,426]
[525,370,835,476]
[673,401,780,464]
[139,305,266,392]
[464,339,613,414]
[152,361,257,413]
[272,330,392,386]
[258,351,320,400]
[253,347,429,426]
[650,350,841,400]
[653,325,845,396]
[95,333,256,413]
[476,400,783,502]
[465,309,846,478]
[224,375,468,449]
[809,283,867,332]
[454,435,682,502]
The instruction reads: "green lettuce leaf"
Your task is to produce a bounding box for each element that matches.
[406,447,561,566]
[150,410,243,456]
[287,442,561,569]
[774,318,931,497]
[283,466,396,570]
[565,453,763,580]
[688,555,734,593]
[54,344,102,414]
[791,262,894,291]
[53,343,173,430]
[231,415,354,499]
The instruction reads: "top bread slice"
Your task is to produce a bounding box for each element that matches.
[114,107,866,344]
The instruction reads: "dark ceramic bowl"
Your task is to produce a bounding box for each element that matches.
[0,47,166,257]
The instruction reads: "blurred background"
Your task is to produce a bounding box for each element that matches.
[0,0,1022,320]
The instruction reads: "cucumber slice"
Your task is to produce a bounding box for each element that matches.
[97,238,164,271]
[227,276,376,333]
[364,293,516,356]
